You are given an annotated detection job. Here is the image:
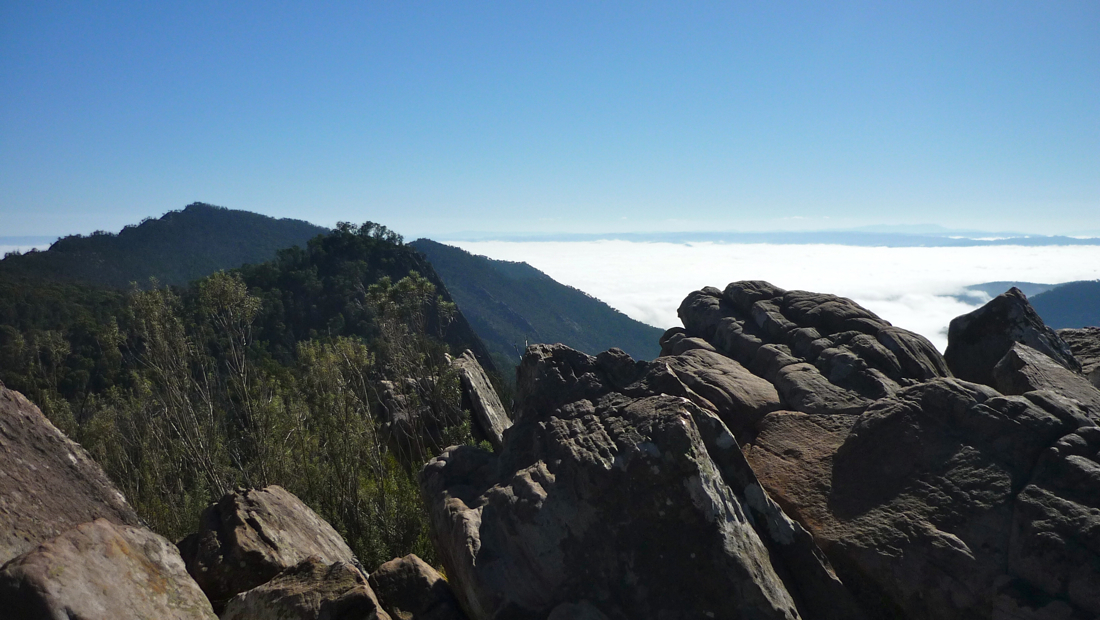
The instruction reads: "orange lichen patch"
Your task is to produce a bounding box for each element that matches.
[743,410,855,538]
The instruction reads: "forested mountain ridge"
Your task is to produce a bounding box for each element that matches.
[0,220,500,569]
[410,239,664,373]
[0,221,495,416]
[0,202,328,288]
[1031,279,1100,329]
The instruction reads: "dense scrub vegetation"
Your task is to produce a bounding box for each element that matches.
[410,239,663,373]
[0,202,328,288]
[0,222,500,568]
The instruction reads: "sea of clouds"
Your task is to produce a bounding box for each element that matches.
[447,241,1100,352]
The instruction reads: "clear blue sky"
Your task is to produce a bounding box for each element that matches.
[2,2,1097,238]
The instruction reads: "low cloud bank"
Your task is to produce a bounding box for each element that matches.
[446,241,1100,352]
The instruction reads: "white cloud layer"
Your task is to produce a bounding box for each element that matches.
[446,241,1100,352]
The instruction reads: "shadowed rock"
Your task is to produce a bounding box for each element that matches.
[178,485,359,612]
[0,518,216,620]
[221,557,390,620]
[369,554,467,620]
[945,288,1080,387]
[0,385,141,565]
[421,343,862,620]
[1008,426,1100,617]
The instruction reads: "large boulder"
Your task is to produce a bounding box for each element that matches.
[0,384,141,565]
[221,556,390,620]
[178,485,359,611]
[421,343,861,620]
[993,342,1100,418]
[674,282,949,417]
[744,377,1098,619]
[369,554,467,620]
[1058,327,1100,388]
[945,288,1080,387]
[0,518,216,620]
[452,349,512,451]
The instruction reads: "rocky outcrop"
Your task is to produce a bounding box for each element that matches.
[1059,327,1100,388]
[369,554,467,620]
[745,377,1095,619]
[418,281,1100,620]
[0,518,216,619]
[178,485,360,611]
[1009,426,1100,616]
[0,385,141,565]
[452,349,512,451]
[421,343,862,620]
[221,557,390,620]
[945,287,1080,387]
[993,342,1100,418]
[673,282,949,421]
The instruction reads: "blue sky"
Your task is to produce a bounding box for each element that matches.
[2,2,1097,238]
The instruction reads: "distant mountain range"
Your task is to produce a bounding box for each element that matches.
[0,205,495,373]
[410,239,664,371]
[0,203,329,288]
[0,204,669,379]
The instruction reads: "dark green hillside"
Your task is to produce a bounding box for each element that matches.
[0,221,499,568]
[239,223,494,371]
[0,221,495,410]
[0,202,328,288]
[410,239,664,373]
[1031,280,1100,329]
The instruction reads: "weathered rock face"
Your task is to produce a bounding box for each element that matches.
[368,554,467,620]
[1059,327,1100,388]
[0,385,141,565]
[221,557,390,620]
[0,518,216,620]
[674,282,949,421]
[993,342,1100,419]
[945,287,1081,387]
[178,485,360,611]
[1009,426,1100,617]
[744,375,1098,620]
[421,343,861,620]
[452,349,512,451]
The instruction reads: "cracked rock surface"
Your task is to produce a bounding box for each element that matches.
[0,385,141,565]
[421,343,859,620]
[178,485,360,612]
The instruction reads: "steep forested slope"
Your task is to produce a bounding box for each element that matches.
[0,203,328,288]
[410,239,663,373]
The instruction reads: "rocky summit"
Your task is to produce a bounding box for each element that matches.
[421,281,1100,620]
[3,279,1100,620]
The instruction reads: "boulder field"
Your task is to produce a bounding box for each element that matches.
[3,281,1100,619]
